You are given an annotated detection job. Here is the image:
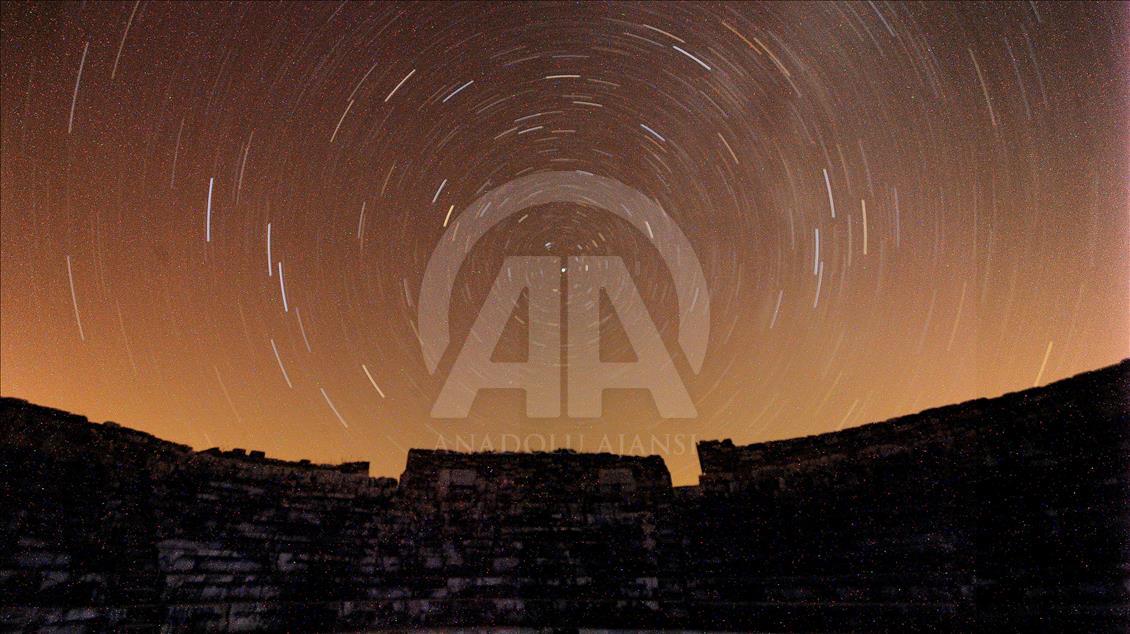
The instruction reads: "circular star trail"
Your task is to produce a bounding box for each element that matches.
[1,2,1126,483]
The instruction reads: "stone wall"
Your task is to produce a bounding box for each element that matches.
[690,360,1129,631]
[389,449,678,628]
[1,360,1127,631]
[0,402,399,631]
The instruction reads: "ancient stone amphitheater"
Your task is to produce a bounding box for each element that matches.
[1,360,1127,632]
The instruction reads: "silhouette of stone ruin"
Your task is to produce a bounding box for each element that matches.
[1,360,1127,631]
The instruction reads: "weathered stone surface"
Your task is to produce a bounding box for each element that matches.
[687,360,1129,631]
[1,360,1127,631]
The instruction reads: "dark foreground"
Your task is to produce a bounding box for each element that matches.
[1,361,1128,632]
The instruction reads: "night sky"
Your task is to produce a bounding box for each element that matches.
[1,2,1126,484]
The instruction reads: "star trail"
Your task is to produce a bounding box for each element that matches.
[0,2,1126,484]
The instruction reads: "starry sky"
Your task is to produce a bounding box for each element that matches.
[1,1,1127,484]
